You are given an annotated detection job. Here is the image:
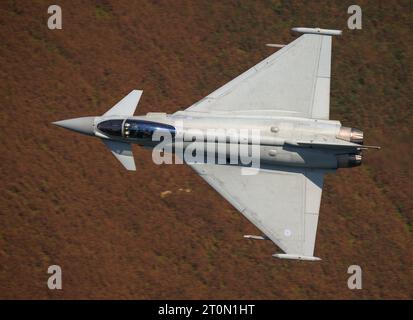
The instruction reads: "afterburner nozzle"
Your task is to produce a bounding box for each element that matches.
[337,126,364,145]
[337,153,362,168]
[53,116,96,136]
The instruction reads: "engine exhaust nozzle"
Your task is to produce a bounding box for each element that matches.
[337,126,364,144]
[337,153,362,168]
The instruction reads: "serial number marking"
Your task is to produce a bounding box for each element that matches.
[202,304,255,315]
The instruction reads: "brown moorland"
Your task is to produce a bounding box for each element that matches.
[0,0,412,299]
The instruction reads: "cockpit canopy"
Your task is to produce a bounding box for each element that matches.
[97,119,123,137]
[97,119,175,140]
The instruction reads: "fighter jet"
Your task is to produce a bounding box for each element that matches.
[53,27,379,261]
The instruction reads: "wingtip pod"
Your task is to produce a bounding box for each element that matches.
[292,27,342,36]
[273,253,322,261]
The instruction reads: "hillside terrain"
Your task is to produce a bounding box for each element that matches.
[0,0,412,299]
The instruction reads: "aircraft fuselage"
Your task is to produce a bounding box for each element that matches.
[55,111,364,170]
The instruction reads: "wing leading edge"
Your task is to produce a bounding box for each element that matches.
[185,32,336,119]
[190,164,326,260]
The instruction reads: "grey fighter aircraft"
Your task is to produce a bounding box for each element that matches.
[53,27,379,261]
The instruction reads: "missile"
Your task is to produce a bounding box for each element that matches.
[265,43,286,48]
[243,235,269,240]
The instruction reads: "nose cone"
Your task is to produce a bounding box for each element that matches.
[53,116,95,136]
